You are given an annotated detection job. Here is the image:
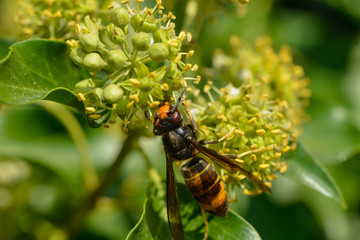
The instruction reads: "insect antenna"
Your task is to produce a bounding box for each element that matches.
[171,89,187,113]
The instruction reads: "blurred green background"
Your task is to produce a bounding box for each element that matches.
[1,0,360,239]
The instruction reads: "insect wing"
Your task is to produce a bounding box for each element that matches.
[165,152,185,240]
[190,138,271,194]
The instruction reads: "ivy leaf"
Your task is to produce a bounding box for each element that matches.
[0,39,14,59]
[285,142,346,208]
[0,39,85,114]
[127,182,261,240]
[301,106,360,164]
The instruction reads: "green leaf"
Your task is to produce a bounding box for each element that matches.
[44,88,85,114]
[285,142,346,208]
[300,106,360,164]
[0,39,84,111]
[127,181,261,240]
[0,39,14,59]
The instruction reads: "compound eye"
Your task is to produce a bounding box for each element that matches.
[171,111,181,122]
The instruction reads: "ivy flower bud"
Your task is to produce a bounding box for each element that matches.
[111,7,130,28]
[79,33,99,52]
[132,32,151,51]
[116,98,132,121]
[152,28,162,42]
[149,43,169,62]
[106,23,125,44]
[130,13,142,32]
[108,50,127,69]
[70,48,87,66]
[75,79,93,89]
[103,84,124,104]
[83,52,105,72]
[130,10,156,33]
[138,77,153,92]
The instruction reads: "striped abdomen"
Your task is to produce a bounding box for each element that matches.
[181,157,228,217]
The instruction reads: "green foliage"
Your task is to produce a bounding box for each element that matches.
[285,143,346,208]
[0,40,85,112]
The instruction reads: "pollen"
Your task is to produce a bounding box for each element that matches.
[186,32,192,42]
[243,189,253,196]
[180,78,188,87]
[199,125,209,136]
[77,93,86,102]
[250,144,258,150]
[127,101,134,108]
[271,129,281,135]
[167,39,178,47]
[174,54,182,63]
[53,10,62,18]
[42,9,52,18]
[183,64,192,72]
[178,31,185,41]
[204,84,211,93]
[67,21,75,27]
[280,162,288,173]
[234,129,245,136]
[216,114,227,122]
[233,174,246,181]
[277,112,285,119]
[167,11,176,20]
[24,28,34,35]
[75,24,81,34]
[149,101,160,108]
[255,129,266,136]
[281,146,291,153]
[148,72,156,79]
[235,159,245,164]
[243,94,251,101]
[86,107,96,114]
[259,164,270,170]
[186,50,195,59]
[266,175,278,181]
[130,94,139,103]
[146,8,153,15]
[195,75,201,84]
[107,4,115,9]
[248,117,257,126]
[89,114,101,119]
[129,78,141,86]
[161,83,169,91]
[191,64,199,72]
[27,4,35,15]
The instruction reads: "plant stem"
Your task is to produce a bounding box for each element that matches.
[39,101,99,191]
[64,132,138,238]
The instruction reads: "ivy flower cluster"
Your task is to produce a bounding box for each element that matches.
[66,0,199,131]
[192,36,311,195]
[14,0,98,40]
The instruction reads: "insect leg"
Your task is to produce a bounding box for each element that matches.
[183,100,198,133]
[201,207,209,240]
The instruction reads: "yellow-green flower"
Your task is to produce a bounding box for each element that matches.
[14,0,98,40]
[68,0,199,131]
[192,36,310,195]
